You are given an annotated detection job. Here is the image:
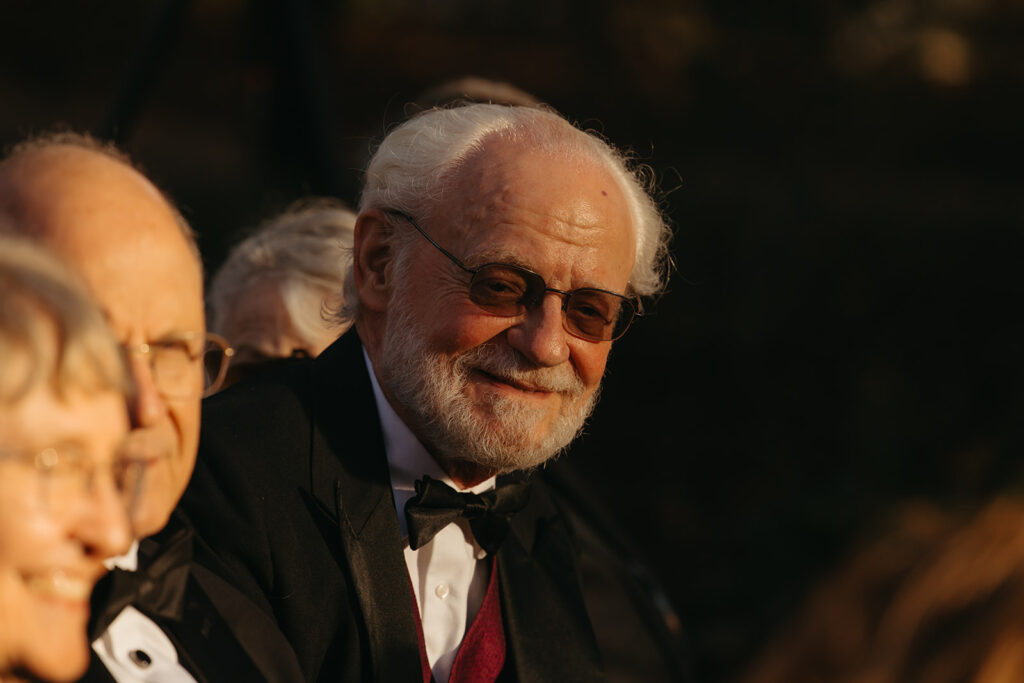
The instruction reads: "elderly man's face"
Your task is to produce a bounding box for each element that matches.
[374,140,635,480]
[3,147,205,539]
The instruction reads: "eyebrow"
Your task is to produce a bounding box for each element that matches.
[465,248,617,292]
[148,331,205,346]
[464,246,532,270]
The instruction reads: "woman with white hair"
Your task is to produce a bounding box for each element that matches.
[0,237,135,682]
[207,198,355,388]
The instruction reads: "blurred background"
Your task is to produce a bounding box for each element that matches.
[2,1,1022,680]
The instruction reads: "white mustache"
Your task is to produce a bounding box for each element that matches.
[455,343,585,396]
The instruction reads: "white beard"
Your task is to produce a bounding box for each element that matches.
[376,288,599,474]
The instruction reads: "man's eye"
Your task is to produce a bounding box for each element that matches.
[571,303,602,319]
[568,294,614,322]
[473,276,526,301]
[153,339,197,357]
[150,341,201,371]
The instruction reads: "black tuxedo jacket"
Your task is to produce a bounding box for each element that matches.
[183,332,687,683]
[82,510,304,683]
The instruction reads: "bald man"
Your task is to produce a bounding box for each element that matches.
[0,134,302,683]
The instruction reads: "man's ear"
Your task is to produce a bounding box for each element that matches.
[352,209,394,313]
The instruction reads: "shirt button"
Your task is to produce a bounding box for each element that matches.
[129,649,152,668]
[434,583,450,599]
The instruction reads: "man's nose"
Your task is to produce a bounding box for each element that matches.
[505,296,571,367]
[127,353,167,428]
[77,472,134,558]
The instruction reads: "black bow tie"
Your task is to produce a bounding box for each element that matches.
[404,474,531,555]
[90,520,193,637]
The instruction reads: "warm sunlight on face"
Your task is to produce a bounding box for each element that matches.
[0,382,131,682]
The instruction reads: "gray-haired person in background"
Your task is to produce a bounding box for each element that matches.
[206,198,355,388]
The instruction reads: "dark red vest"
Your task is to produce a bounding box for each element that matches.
[412,558,506,683]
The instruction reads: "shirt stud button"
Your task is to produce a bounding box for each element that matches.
[434,583,450,599]
[129,649,152,668]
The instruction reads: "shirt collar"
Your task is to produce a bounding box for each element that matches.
[361,346,495,538]
[104,539,140,572]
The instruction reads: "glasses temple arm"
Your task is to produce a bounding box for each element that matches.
[383,210,477,275]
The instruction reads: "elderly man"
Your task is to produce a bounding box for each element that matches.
[186,104,684,682]
[0,135,302,683]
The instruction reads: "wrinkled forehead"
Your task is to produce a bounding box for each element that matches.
[434,138,636,266]
[51,233,204,343]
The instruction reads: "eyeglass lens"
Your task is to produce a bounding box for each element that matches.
[138,335,232,399]
[469,264,634,342]
[33,446,146,516]
[148,340,200,399]
[200,336,232,397]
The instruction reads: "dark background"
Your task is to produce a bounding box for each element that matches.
[3,1,1022,680]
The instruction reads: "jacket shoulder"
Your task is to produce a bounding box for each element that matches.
[539,459,693,683]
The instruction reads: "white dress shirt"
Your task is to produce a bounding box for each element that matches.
[93,544,197,683]
[364,350,494,683]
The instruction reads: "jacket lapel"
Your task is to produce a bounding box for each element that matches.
[498,478,604,682]
[308,333,423,682]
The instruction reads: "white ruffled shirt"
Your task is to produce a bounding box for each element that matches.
[364,349,494,683]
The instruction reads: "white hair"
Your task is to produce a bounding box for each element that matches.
[337,103,671,323]
[208,198,356,345]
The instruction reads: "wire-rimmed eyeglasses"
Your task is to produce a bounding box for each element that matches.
[385,210,642,342]
[122,332,234,399]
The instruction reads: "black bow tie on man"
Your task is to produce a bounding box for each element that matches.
[404,474,532,555]
[90,522,193,637]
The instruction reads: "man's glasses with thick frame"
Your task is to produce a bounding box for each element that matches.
[122,332,234,399]
[385,210,642,342]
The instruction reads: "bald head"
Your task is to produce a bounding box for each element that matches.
[0,138,207,538]
[0,139,199,263]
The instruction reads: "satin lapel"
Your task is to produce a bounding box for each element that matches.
[308,333,423,682]
[190,563,305,682]
[499,479,604,682]
[163,575,267,683]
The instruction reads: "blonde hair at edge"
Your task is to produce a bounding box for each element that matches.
[0,235,129,682]
[208,198,356,347]
[0,235,129,404]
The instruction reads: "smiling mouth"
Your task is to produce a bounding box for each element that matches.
[475,369,553,395]
[24,569,98,603]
